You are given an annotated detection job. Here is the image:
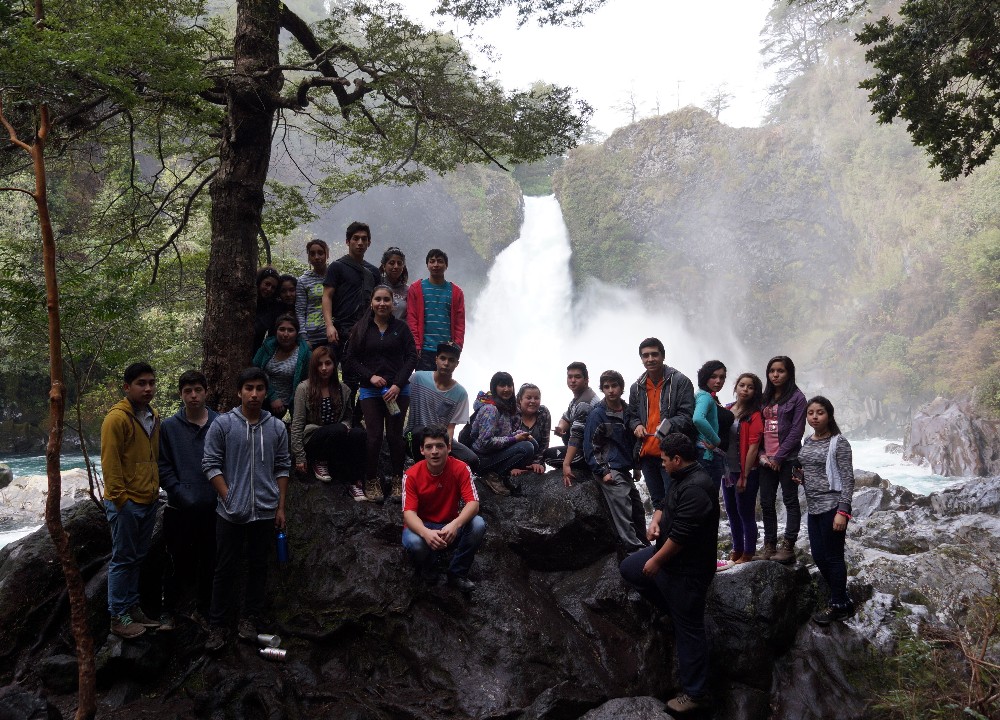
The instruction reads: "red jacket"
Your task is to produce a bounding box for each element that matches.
[406,279,466,350]
[727,404,763,479]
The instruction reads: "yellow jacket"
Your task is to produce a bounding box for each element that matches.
[101,398,160,507]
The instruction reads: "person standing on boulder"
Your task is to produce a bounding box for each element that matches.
[402,425,486,593]
[755,355,807,564]
[101,362,162,639]
[321,221,381,362]
[157,370,219,629]
[619,433,719,716]
[626,338,696,513]
[202,367,291,652]
[295,238,330,349]
[543,362,601,486]
[407,248,466,371]
[797,396,855,624]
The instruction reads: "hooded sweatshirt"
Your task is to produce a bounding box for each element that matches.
[158,406,219,510]
[101,398,160,508]
[202,407,291,524]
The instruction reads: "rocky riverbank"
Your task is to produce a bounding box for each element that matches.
[0,466,996,719]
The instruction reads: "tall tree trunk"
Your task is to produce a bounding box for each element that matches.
[203,0,283,410]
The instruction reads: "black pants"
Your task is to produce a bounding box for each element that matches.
[359,396,409,480]
[759,459,801,544]
[209,516,272,627]
[162,505,216,616]
[305,423,367,484]
[808,508,849,606]
[414,353,436,372]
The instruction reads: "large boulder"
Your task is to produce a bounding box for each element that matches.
[0,465,11,492]
[905,397,1000,476]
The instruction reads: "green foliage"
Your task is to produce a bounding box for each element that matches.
[442,164,523,260]
[513,155,562,196]
[432,0,607,27]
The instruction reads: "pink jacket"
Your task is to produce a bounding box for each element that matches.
[406,280,465,350]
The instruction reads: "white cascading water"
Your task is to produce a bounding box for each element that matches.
[460,194,750,409]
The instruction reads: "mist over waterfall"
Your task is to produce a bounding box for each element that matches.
[461,195,750,407]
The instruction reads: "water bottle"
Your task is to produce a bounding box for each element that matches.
[382,387,401,416]
[275,529,289,565]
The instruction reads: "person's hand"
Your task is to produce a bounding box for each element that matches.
[530,463,545,474]
[634,424,647,439]
[270,399,286,418]
[833,514,848,532]
[515,431,531,442]
[602,472,613,484]
[510,468,527,477]
[642,553,662,577]
[423,528,448,550]
[647,521,660,542]
[553,425,566,437]
[438,523,458,545]
[295,462,307,475]
[737,476,747,492]
[371,375,387,388]
[274,508,286,530]
[383,384,400,402]
[562,464,575,487]
[326,326,339,344]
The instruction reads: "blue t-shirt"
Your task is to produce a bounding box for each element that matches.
[421,279,452,352]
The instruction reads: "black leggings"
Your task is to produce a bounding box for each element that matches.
[305,423,367,484]
[359,396,409,480]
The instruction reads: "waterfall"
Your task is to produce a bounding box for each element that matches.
[461,195,750,406]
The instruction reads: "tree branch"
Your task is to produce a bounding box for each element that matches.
[150,167,218,284]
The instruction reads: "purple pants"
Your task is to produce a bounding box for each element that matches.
[722,470,760,555]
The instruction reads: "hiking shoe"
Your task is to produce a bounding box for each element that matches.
[734,552,754,565]
[753,541,776,561]
[204,626,227,652]
[313,461,332,483]
[389,476,403,500]
[348,483,368,502]
[128,604,161,628]
[158,612,176,631]
[480,472,509,496]
[666,692,708,714]
[110,613,146,639]
[503,475,522,496]
[447,574,476,593]
[364,478,384,503]
[770,538,796,564]
[813,603,855,626]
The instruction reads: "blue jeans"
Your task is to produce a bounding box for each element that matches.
[702,451,726,489]
[639,455,670,508]
[807,508,849,606]
[104,499,158,617]
[721,470,760,555]
[620,547,713,699]
[402,515,486,578]
[477,440,536,477]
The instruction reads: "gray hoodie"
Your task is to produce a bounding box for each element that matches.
[202,407,291,524]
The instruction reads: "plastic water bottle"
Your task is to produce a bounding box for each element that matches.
[275,530,289,565]
[382,387,401,416]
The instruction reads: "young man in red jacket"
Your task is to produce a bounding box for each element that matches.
[406,248,465,371]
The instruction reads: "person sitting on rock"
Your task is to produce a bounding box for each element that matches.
[543,362,601,486]
[619,432,719,716]
[464,372,537,497]
[582,370,647,554]
[797,396,856,625]
[101,362,162,639]
[511,383,550,477]
[202,367,291,652]
[402,425,486,593]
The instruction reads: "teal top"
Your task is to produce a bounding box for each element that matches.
[420,279,452,351]
[693,389,720,460]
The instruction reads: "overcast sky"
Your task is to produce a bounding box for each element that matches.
[396,0,777,136]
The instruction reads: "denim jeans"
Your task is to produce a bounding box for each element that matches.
[620,547,713,699]
[702,451,726,490]
[758,459,801,544]
[638,455,670,509]
[476,440,536,477]
[721,471,760,555]
[807,508,849,606]
[402,515,486,577]
[104,499,158,617]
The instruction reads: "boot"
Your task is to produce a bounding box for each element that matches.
[753,541,776,561]
[736,552,755,564]
[729,550,742,563]
[770,538,796,564]
[389,476,403,500]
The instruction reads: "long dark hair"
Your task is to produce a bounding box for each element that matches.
[347,285,395,354]
[490,371,516,416]
[806,395,842,436]
[380,247,408,285]
[697,360,726,393]
[731,372,763,418]
[762,355,799,406]
[306,346,343,424]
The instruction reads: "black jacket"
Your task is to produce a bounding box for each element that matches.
[343,315,418,390]
[627,367,696,454]
[656,461,719,575]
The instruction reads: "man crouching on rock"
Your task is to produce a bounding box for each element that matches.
[202,367,290,652]
[619,433,719,716]
[402,425,486,593]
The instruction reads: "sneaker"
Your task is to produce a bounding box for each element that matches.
[204,626,227,652]
[389,476,403,500]
[313,461,332,483]
[128,604,161,628]
[447,574,476,593]
[480,472,509,496]
[110,613,146,639]
[158,612,176,631]
[348,483,368,502]
[364,477,384,503]
[753,541,776,561]
[813,602,855,626]
[770,538,796,564]
[734,552,754,565]
[237,618,258,641]
[666,692,708,714]
[716,560,736,572]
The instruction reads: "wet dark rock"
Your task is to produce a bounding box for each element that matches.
[577,696,670,719]
[518,681,607,719]
[36,654,77,694]
[853,470,887,489]
[0,465,11,491]
[0,685,60,720]
[905,396,1000,476]
[884,442,903,455]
